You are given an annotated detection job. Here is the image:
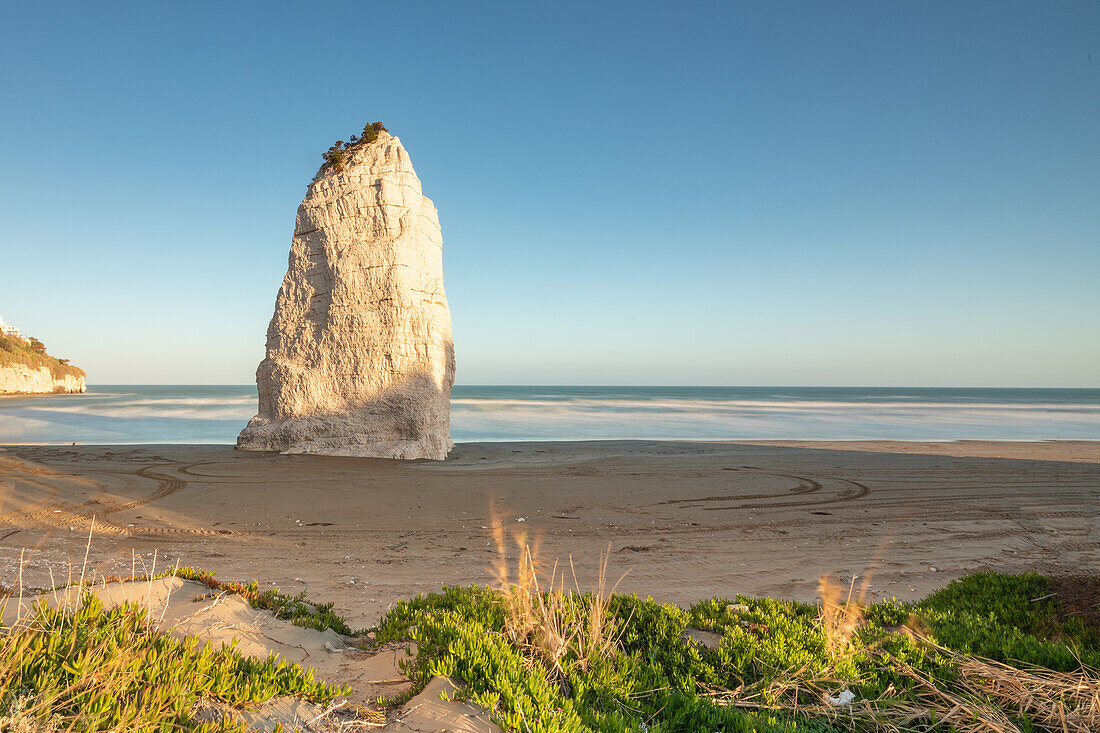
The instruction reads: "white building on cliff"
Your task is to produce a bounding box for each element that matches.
[0,317,21,338]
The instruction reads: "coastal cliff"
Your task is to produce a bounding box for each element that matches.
[0,364,86,394]
[0,330,86,395]
[237,124,455,459]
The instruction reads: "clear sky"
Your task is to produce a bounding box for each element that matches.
[1,1,1097,386]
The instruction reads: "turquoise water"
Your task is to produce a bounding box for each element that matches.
[1,385,1098,444]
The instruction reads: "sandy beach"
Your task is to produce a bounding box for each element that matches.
[1,440,1096,628]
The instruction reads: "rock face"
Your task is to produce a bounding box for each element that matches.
[0,365,86,395]
[237,131,455,459]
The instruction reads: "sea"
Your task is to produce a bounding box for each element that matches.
[0,385,1098,445]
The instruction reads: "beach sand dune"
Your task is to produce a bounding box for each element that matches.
[0,440,1096,627]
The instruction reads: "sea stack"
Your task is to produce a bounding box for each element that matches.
[237,127,455,459]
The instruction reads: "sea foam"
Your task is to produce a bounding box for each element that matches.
[0,385,1097,445]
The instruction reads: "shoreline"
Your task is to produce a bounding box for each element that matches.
[2,438,1099,461]
[1,439,1096,627]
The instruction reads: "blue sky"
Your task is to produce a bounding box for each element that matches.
[1,1,1097,386]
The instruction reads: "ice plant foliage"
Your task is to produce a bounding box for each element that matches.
[0,594,341,732]
[1,527,1095,732]
[377,567,1099,732]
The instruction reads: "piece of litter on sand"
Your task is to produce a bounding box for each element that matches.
[826,690,856,706]
[726,604,749,614]
[517,517,527,522]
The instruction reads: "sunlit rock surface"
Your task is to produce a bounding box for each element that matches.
[237,131,455,459]
[0,365,85,395]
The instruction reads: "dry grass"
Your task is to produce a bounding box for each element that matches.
[0,615,179,731]
[488,504,626,681]
[709,677,1020,733]
[0,694,61,733]
[946,643,1099,733]
[817,574,869,658]
[0,525,342,732]
[701,573,1100,733]
[747,645,1100,733]
[0,526,191,730]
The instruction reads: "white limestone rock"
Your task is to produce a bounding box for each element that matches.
[0,365,85,395]
[237,131,455,459]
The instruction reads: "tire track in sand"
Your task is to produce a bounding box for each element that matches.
[0,461,239,538]
[654,469,870,511]
[0,460,64,524]
[103,464,188,514]
[0,456,115,526]
[702,476,870,511]
[659,471,825,505]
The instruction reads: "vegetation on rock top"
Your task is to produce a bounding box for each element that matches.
[321,121,388,172]
[0,333,84,382]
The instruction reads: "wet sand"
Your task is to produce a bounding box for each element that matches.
[1,440,1097,627]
